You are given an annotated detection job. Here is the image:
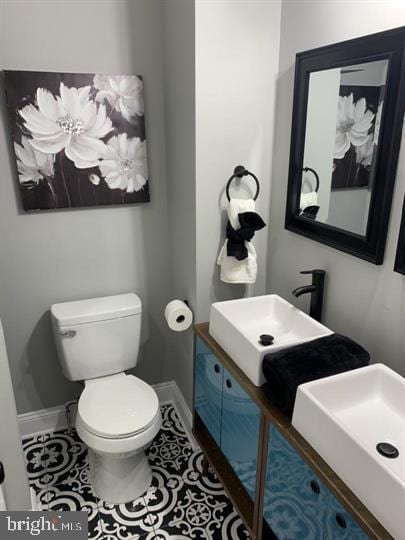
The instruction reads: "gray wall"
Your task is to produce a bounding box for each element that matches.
[195,0,281,322]
[0,0,173,414]
[267,0,405,377]
[161,0,196,408]
[160,0,281,406]
[0,321,31,509]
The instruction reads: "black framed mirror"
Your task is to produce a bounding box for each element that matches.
[285,27,405,264]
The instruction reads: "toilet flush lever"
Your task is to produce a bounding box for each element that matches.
[59,330,76,338]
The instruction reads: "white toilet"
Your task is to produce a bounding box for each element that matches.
[50,293,161,504]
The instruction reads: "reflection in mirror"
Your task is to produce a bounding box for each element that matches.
[299,59,388,236]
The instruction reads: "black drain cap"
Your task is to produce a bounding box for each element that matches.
[376,442,399,459]
[259,334,274,346]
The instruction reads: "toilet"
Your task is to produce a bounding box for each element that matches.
[50,293,161,504]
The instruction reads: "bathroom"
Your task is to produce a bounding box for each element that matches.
[0,0,404,539]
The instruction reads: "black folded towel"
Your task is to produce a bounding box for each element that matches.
[262,333,370,417]
[226,211,266,260]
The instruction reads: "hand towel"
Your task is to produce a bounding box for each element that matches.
[217,198,266,284]
[261,333,370,417]
[300,190,318,212]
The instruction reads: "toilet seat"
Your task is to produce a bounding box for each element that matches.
[78,373,160,439]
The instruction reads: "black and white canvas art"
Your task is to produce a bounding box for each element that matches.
[332,84,383,190]
[4,70,150,211]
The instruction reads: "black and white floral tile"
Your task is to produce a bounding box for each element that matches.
[22,404,250,540]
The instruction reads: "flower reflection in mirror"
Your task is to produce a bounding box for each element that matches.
[332,83,383,191]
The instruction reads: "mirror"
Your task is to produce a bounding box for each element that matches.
[302,60,387,235]
[285,27,405,264]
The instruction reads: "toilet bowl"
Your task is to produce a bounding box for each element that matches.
[76,372,161,503]
[51,293,161,504]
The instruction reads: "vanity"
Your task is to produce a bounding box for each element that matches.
[193,323,393,540]
[191,26,405,540]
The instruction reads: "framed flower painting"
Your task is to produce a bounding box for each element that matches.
[4,70,150,211]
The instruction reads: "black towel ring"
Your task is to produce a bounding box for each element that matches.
[226,165,260,202]
[302,167,320,193]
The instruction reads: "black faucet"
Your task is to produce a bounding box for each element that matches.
[292,269,326,322]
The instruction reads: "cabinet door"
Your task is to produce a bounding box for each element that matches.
[194,337,224,446]
[264,425,329,539]
[325,495,369,539]
[220,368,261,501]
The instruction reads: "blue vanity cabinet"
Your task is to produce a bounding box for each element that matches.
[325,495,369,539]
[221,368,261,501]
[264,425,370,539]
[263,424,330,539]
[194,337,261,502]
[194,337,224,446]
[194,328,384,539]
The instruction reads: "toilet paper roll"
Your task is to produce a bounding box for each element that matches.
[165,300,193,332]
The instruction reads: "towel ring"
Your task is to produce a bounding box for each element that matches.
[302,167,320,193]
[226,165,260,201]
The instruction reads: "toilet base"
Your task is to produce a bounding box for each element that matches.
[88,448,152,504]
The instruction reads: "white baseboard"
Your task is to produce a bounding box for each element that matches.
[19,404,71,438]
[171,381,197,449]
[152,381,176,405]
[18,381,195,448]
[153,380,197,449]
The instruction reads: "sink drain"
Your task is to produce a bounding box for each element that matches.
[376,442,399,459]
[259,334,274,346]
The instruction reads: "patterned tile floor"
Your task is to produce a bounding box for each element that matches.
[22,404,250,539]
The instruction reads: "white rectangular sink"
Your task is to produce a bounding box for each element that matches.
[292,364,405,539]
[209,294,332,386]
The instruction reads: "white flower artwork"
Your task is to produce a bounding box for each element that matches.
[99,133,148,193]
[19,84,113,169]
[93,75,144,122]
[334,93,375,160]
[4,70,150,211]
[355,134,375,168]
[14,135,55,187]
[332,85,382,191]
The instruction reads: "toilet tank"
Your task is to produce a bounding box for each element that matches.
[50,293,142,381]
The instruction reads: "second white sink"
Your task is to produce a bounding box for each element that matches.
[209,294,332,386]
[292,364,405,539]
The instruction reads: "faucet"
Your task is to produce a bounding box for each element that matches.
[292,269,326,322]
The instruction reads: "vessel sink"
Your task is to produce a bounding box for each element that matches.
[209,294,332,386]
[292,363,405,539]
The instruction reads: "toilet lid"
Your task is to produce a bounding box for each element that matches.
[78,375,160,439]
